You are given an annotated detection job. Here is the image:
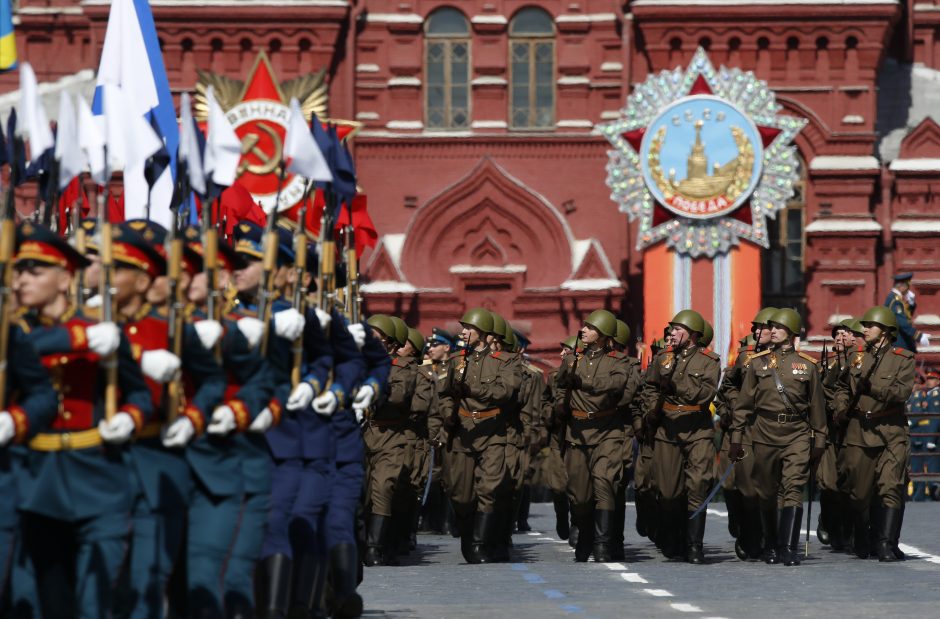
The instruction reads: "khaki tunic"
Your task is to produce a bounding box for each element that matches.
[834,343,915,509]
[817,356,848,491]
[716,344,760,495]
[732,346,827,507]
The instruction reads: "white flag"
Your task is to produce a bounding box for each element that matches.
[203,86,241,189]
[76,95,106,184]
[19,62,55,163]
[284,97,333,183]
[54,93,85,191]
[178,92,206,196]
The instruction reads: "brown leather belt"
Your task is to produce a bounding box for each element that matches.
[571,409,615,421]
[757,410,804,424]
[857,407,904,421]
[663,403,702,413]
[459,407,500,421]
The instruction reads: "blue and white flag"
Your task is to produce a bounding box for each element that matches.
[93,0,178,228]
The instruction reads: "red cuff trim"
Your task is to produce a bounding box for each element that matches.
[70,325,89,351]
[182,405,205,436]
[228,399,250,431]
[268,398,283,426]
[122,405,145,431]
[8,405,29,444]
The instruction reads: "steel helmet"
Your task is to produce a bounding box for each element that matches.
[700,321,714,347]
[832,317,864,338]
[504,329,518,352]
[561,335,578,350]
[769,308,802,336]
[366,314,396,340]
[614,320,631,347]
[752,307,779,327]
[459,307,494,334]
[584,309,618,338]
[388,316,409,346]
[499,317,515,343]
[669,309,705,337]
[860,306,898,332]
[406,327,425,354]
[491,312,507,339]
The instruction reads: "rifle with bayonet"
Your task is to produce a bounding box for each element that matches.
[840,340,891,424]
[445,344,474,451]
[98,150,118,421]
[0,147,19,410]
[256,163,287,358]
[201,188,221,362]
[290,183,311,388]
[164,165,189,425]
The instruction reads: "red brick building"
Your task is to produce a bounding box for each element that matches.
[4,0,940,361]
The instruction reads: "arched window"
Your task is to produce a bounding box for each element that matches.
[762,155,806,314]
[425,8,470,130]
[509,7,555,129]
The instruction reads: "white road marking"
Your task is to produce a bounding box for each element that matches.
[671,603,703,612]
[604,562,626,571]
[706,508,728,517]
[898,543,940,565]
[527,532,542,537]
[621,573,649,584]
[643,589,673,597]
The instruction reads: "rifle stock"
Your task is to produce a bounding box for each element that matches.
[290,187,310,388]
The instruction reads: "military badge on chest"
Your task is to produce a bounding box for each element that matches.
[791,362,808,376]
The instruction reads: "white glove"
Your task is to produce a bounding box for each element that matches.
[85,294,103,308]
[249,407,273,433]
[97,412,136,444]
[207,406,237,435]
[919,333,930,347]
[355,408,365,424]
[352,385,375,412]
[87,322,121,357]
[286,382,316,411]
[313,391,338,417]
[348,323,366,351]
[927,441,937,450]
[237,317,265,348]
[274,308,305,340]
[194,320,223,350]
[315,307,332,330]
[0,412,15,447]
[161,417,195,448]
[141,349,181,384]
[906,290,916,305]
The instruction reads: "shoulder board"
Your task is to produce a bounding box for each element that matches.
[448,350,467,360]
[797,352,818,365]
[490,351,502,359]
[525,364,543,375]
[744,345,755,352]
[893,347,914,358]
[751,349,772,358]
[607,350,626,359]
[698,349,719,360]
[420,359,433,366]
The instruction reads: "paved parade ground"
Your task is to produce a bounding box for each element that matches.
[360,501,940,619]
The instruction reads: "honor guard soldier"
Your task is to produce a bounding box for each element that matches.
[730,309,827,566]
[419,327,456,534]
[885,272,928,353]
[554,309,631,563]
[643,310,720,564]
[110,222,227,619]
[12,222,153,617]
[910,369,940,501]
[438,308,520,564]
[834,306,916,562]
[546,336,577,542]
[631,336,666,546]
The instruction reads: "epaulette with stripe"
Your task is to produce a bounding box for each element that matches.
[798,351,818,365]
[893,347,914,358]
[698,349,720,361]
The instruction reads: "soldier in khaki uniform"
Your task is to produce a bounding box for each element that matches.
[833,306,916,562]
[439,308,521,564]
[418,328,456,534]
[632,337,666,545]
[555,310,631,562]
[730,309,827,566]
[513,330,543,534]
[611,320,641,560]
[643,310,720,564]
[544,337,576,541]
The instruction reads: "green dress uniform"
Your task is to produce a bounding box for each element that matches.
[732,346,827,565]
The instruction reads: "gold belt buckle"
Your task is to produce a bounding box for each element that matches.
[864,410,873,420]
[776,414,788,424]
[61,432,71,450]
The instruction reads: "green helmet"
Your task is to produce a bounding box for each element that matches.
[561,335,578,350]
[499,317,514,343]
[769,308,802,335]
[366,314,396,340]
[832,317,864,338]
[490,313,507,339]
[406,327,424,354]
[752,307,779,327]
[700,321,714,347]
[584,309,618,338]
[613,320,631,347]
[388,316,409,346]
[669,309,705,337]
[459,307,494,334]
[652,338,668,352]
[860,306,898,332]
[504,329,518,352]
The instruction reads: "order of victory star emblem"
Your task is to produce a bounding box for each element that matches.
[598,48,807,258]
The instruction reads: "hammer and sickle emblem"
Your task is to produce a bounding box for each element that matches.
[238,121,283,177]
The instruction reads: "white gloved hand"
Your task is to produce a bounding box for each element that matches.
[249,407,273,433]
[237,317,265,348]
[161,417,196,448]
[315,307,332,330]
[0,412,15,447]
[355,408,365,424]
[274,308,305,340]
[194,320,223,350]
[919,333,931,347]
[286,382,315,411]
[141,349,182,384]
[927,441,937,450]
[85,294,103,308]
[348,323,366,351]
[207,406,237,435]
[313,391,338,417]
[97,412,136,444]
[352,385,375,412]
[87,322,121,357]
[906,290,917,305]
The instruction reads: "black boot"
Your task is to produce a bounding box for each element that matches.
[778,506,803,566]
[761,508,779,564]
[611,500,626,561]
[330,543,364,619]
[724,488,744,538]
[256,554,292,619]
[288,554,327,619]
[853,508,871,559]
[517,486,532,532]
[635,490,650,537]
[686,511,706,565]
[574,510,595,562]
[876,506,902,562]
[661,504,686,560]
[468,512,493,564]
[892,502,906,561]
[456,511,474,563]
[592,510,614,563]
[553,493,570,540]
[489,510,510,563]
[819,490,841,550]
[363,514,389,567]
[741,502,764,560]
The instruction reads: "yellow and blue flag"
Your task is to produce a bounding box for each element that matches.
[0,0,17,72]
